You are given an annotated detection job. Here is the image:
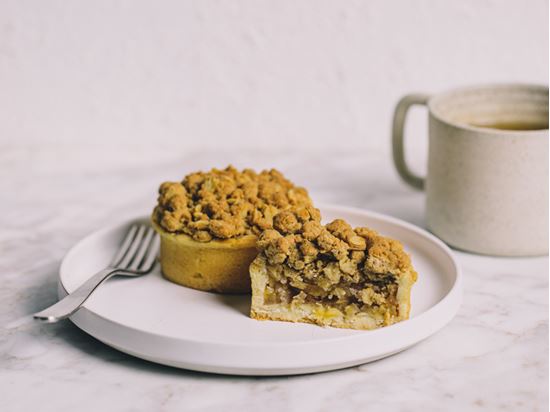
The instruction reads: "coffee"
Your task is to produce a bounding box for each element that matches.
[470,121,549,131]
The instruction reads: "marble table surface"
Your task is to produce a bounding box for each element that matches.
[1,146,548,412]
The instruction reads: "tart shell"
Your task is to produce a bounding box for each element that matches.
[152,219,258,294]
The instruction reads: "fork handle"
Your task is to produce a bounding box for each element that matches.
[33,268,119,323]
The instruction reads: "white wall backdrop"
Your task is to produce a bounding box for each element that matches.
[0,0,547,159]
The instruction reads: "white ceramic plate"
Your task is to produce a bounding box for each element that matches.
[59,205,461,376]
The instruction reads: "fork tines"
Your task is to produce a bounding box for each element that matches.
[111,224,159,272]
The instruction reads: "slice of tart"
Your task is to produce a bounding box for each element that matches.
[152,166,318,293]
[249,211,417,330]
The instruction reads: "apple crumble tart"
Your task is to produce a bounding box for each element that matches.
[152,166,317,293]
[250,211,417,330]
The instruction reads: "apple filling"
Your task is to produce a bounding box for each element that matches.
[262,265,399,319]
[250,211,417,330]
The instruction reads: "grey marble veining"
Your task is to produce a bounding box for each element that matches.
[1,147,547,412]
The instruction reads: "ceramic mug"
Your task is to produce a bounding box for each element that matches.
[392,84,548,256]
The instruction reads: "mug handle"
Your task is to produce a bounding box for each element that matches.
[392,93,431,190]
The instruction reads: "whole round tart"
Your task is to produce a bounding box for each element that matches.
[152,166,318,293]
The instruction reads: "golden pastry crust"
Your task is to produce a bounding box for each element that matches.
[250,212,418,330]
[153,166,315,242]
[153,219,258,294]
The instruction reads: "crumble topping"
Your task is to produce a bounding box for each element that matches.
[153,166,317,242]
[256,211,417,315]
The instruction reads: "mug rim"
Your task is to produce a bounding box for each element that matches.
[428,83,549,136]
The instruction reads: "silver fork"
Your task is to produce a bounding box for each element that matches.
[34,223,160,323]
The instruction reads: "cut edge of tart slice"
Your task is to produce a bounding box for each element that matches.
[249,212,418,330]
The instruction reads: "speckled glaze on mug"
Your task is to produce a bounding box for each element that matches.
[393,84,548,256]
